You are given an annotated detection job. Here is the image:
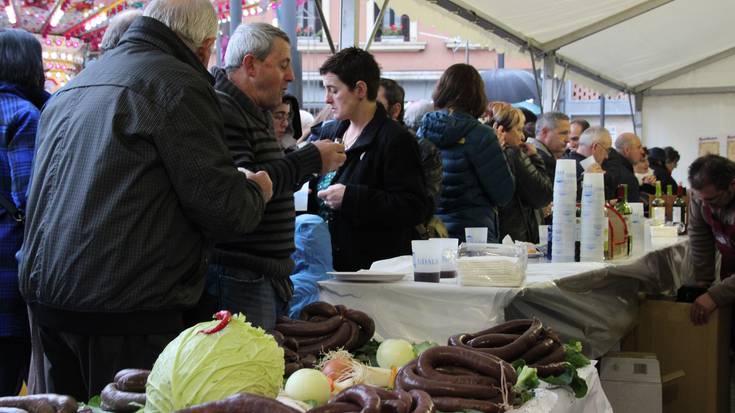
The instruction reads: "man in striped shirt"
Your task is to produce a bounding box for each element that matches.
[206,23,345,329]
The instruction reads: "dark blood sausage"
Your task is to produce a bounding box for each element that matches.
[343,320,362,351]
[283,347,300,362]
[269,330,286,345]
[380,399,409,413]
[335,305,348,315]
[434,366,487,378]
[395,361,503,400]
[284,362,302,377]
[275,315,343,337]
[343,310,375,349]
[446,334,471,348]
[460,319,544,362]
[294,332,334,347]
[371,388,411,413]
[174,393,300,413]
[466,333,519,348]
[533,343,566,366]
[0,394,77,413]
[297,321,352,357]
[518,338,555,364]
[308,402,362,413]
[407,390,435,413]
[101,383,146,413]
[300,302,339,320]
[532,362,568,378]
[283,337,300,352]
[469,319,533,337]
[431,397,504,413]
[114,369,150,393]
[330,385,381,413]
[417,346,517,385]
[301,353,318,368]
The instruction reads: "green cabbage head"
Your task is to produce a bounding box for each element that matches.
[145,313,284,412]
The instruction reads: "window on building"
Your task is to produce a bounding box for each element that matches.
[373,2,409,42]
[296,0,322,39]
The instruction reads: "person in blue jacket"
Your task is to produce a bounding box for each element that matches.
[0,28,48,396]
[288,214,333,319]
[418,63,514,243]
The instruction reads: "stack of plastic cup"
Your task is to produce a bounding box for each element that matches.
[580,172,606,261]
[551,159,578,263]
[629,202,645,256]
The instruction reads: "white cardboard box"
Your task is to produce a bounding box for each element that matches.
[600,352,683,413]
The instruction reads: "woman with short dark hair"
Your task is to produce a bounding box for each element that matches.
[0,28,48,396]
[419,64,514,242]
[309,47,428,271]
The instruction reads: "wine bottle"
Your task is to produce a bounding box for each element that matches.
[651,181,666,226]
[615,185,632,255]
[673,183,687,235]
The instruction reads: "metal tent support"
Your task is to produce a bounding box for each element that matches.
[366,0,390,52]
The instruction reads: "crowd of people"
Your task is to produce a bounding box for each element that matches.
[0,0,733,404]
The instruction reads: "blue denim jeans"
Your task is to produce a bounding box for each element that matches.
[205,264,287,330]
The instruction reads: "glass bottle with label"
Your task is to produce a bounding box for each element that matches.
[665,184,674,224]
[673,183,687,235]
[615,184,632,255]
[650,181,666,226]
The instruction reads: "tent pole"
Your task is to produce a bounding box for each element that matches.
[552,65,568,112]
[314,0,336,53]
[529,49,543,113]
[599,95,606,127]
[366,0,390,52]
[627,93,636,136]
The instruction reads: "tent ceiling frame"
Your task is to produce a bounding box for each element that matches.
[431,0,630,92]
[644,86,735,96]
[539,0,673,53]
[632,45,735,93]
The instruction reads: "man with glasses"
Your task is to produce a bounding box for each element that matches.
[688,155,735,325]
[563,126,613,200]
[204,23,345,330]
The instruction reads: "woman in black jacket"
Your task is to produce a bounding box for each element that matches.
[491,102,553,243]
[309,48,428,271]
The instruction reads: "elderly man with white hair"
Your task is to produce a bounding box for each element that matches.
[18,0,273,400]
[563,126,614,200]
[603,132,645,202]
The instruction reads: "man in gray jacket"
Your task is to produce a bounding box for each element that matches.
[687,155,735,325]
[18,0,271,400]
[205,23,345,330]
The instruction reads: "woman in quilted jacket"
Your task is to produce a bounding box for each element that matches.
[418,64,514,243]
[491,102,553,243]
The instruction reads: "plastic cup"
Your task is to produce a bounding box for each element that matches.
[465,227,488,244]
[431,238,459,278]
[411,240,442,283]
[294,182,309,211]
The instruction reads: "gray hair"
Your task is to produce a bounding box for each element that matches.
[100,9,143,54]
[143,0,217,52]
[404,99,434,131]
[578,126,610,147]
[224,23,290,71]
[535,111,569,137]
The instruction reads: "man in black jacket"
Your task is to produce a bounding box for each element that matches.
[205,23,345,330]
[603,132,644,202]
[18,0,272,400]
[563,126,613,200]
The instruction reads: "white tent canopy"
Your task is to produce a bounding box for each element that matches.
[391,0,735,95]
[386,0,735,183]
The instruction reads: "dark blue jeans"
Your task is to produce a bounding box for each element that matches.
[205,264,287,330]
